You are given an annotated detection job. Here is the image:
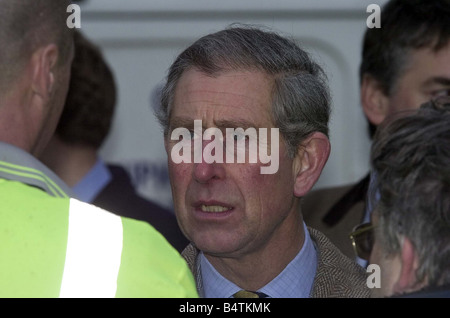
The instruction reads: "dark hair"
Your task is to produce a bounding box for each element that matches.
[360,0,450,95]
[0,0,74,94]
[371,97,450,287]
[55,31,116,149]
[157,25,330,157]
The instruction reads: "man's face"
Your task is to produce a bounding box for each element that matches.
[165,68,301,259]
[386,43,450,115]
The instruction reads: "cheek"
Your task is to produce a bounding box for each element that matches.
[167,162,191,196]
[238,162,293,210]
[370,239,382,266]
[388,89,426,114]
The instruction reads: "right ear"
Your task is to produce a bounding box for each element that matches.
[360,74,390,126]
[392,237,427,295]
[30,44,59,103]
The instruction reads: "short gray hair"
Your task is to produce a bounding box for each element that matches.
[371,97,450,287]
[157,25,330,158]
[0,0,73,94]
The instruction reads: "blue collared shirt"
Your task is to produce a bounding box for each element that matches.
[72,159,112,203]
[356,171,380,267]
[199,222,317,298]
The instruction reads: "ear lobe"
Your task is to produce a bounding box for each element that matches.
[361,74,390,126]
[30,44,59,101]
[293,132,330,197]
[392,237,424,295]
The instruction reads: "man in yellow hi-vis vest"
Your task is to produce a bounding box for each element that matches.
[0,0,197,298]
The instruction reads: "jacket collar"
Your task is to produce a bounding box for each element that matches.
[182,227,371,298]
[0,142,74,198]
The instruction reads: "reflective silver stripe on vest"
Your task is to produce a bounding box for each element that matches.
[59,199,123,298]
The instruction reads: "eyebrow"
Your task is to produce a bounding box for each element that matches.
[423,76,450,87]
[169,117,196,130]
[214,119,264,130]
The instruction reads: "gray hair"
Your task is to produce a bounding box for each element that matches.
[157,25,330,158]
[0,0,73,95]
[371,97,450,287]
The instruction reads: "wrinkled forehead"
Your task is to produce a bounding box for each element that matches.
[170,68,275,129]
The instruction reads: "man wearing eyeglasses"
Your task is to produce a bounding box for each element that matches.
[302,0,450,264]
[355,98,450,298]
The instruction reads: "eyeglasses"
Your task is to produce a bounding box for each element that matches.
[432,95,450,109]
[349,222,375,261]
[423,95,450,111]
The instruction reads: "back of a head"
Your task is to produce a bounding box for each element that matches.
[0,0,73,96]
[55,31,117,150]
[158,25,330,157]
[371,97,450,287]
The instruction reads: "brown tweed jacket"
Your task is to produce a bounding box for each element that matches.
[302,176,369,259]
[181,227,370,298]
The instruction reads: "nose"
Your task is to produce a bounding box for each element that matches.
[193,140,225,183]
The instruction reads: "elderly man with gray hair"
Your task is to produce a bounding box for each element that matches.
[157,25,370,298]
[358,97,450,298]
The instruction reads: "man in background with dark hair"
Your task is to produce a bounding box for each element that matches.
[40,31,189,252]
[302,0,450,261]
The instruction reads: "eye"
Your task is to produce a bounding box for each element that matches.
[233,131,248,142]
[188,130,201,140]
[431,89,450,99]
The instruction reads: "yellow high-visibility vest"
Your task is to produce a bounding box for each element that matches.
[0,168,197,298]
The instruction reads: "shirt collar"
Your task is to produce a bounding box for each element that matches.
[72,158,112,203]
[357,171,380,267]
[0,142,74,198]
[199,222,317,298]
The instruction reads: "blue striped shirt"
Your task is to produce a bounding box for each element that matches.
[199,222,317,298]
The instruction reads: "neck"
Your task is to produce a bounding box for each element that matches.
[205,208,305,291]
[39,135,97,187]
[0,90,38,154]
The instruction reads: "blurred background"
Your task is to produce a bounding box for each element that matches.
[73,0,388,210]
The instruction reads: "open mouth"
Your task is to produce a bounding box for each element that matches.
[200,204,233,213]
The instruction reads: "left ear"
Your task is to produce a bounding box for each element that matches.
[293,132,330,197]
[30,44,59,101]
[393,237,425,294]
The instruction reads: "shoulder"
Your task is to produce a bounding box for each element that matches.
[302,178,369,258]
[302,184,357,219]
[302,174,370,222]
[68,199,198,297]
[117,217,197,297]
[0,179,71,219]
[309,227,370,298]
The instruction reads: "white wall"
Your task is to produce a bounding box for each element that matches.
[76,0,388,209]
